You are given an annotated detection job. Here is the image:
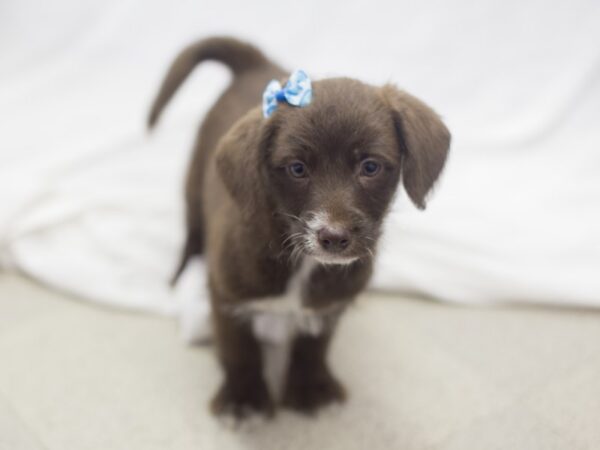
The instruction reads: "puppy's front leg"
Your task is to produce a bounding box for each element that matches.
[282,330,346,414]
[211,308,274,420]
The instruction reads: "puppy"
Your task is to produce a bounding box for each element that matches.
[148,37,450,420]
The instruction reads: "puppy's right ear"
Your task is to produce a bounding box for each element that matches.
[381,85,451,209]
[215,108,278,213]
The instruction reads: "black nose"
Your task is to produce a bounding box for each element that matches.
[317,228,351,252]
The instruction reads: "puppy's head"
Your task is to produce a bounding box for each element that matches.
[216,78,450,265]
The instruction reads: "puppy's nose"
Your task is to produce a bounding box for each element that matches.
[317,228,350,252]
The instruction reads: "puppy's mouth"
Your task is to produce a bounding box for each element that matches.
[280,211,376,266]
[311,253,360,266]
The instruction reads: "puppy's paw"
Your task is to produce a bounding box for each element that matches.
[211,379,274,426]
[282,371,346,414]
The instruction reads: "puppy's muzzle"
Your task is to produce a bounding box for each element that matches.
[317,227,351,253]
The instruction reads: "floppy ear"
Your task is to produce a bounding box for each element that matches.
[381,85,451,209]
[215,108,278,213]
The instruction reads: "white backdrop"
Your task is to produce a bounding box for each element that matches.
[1,0,599,327]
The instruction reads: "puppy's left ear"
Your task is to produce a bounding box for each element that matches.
[381,85,451,209]
[215,108,278,215]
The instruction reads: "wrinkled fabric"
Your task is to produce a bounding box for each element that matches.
[1,0,599,343]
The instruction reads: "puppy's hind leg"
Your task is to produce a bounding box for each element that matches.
[169,228,203,286]
[171,126,207,286]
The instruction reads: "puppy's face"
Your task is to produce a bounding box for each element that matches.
[216,78,450,265]
[268,81,402,264]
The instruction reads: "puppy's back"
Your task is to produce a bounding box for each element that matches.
[148,36,285,283]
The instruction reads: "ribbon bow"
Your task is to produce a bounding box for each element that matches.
[262,70,313,118]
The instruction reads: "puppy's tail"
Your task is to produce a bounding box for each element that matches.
[147,36,270,128]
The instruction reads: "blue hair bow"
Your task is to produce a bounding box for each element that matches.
[262,70,313,118]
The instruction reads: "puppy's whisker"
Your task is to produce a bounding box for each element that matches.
[281,232,303,249]
[278,212,306,225]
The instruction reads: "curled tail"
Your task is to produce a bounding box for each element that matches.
[147,36,269,128]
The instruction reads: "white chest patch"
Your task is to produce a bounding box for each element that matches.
[232,257,332,399]
[231,256,348,400]
[234,257,323,345]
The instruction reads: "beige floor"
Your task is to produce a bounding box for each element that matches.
[1,272,599,450]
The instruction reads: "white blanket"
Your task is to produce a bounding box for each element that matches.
[2,0,599,336]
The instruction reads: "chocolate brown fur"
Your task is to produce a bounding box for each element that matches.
[149,36,450,420]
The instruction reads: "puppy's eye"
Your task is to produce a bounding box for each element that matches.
[360,159,381,177]
[288,161,307,178]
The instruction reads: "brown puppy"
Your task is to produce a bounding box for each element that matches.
[149,36,450,420]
